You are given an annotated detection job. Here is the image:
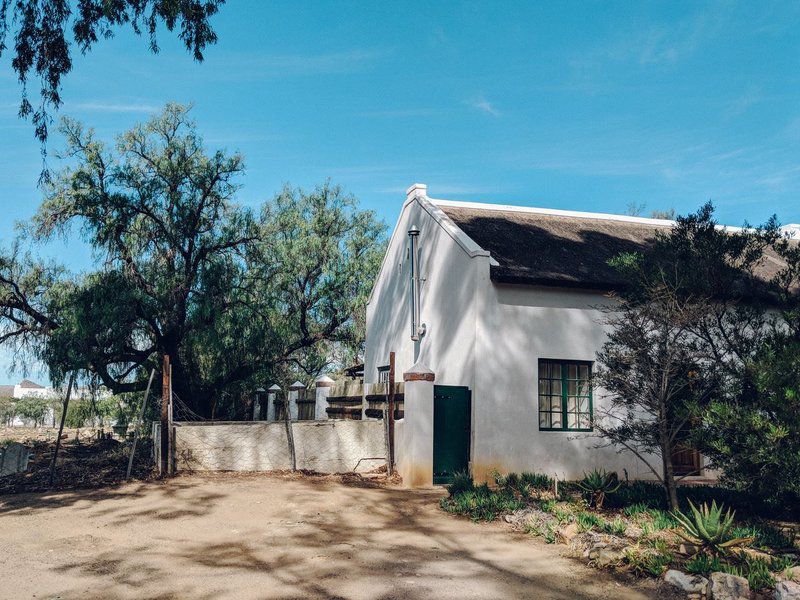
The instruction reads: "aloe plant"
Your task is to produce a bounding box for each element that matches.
[672,500,754,556]
[577,469,621,508]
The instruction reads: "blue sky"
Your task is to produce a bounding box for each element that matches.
[1,1,800,380]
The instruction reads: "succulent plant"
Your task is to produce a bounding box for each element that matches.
[672,500,754,556]
[576,469,621,508]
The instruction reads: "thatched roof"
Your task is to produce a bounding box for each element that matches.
[438,204,790,291]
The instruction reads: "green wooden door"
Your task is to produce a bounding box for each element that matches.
[433,385,471,485]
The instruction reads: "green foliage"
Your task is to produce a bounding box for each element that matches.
[623,546,674,577]
[519,471,554,490]
[0,396,16,425]
[543,522,558,544]
[648,509,678,531]
[439,485,525,522]
[606,481,665,509]
[0,0,224,149]
[601,516,627,536]
[683,553,723,575]
[576,511,603,532]
[13,395,51,426]
[539,499,557,513]
[446,471,474,497]
[672,500,753,555]
[623,502,651,517]
[0,106,387,417]
[553,507,572,525]
[577,469,621,508]
[493,472,531,499]
[698,335,800,512]
[731,523,795,551]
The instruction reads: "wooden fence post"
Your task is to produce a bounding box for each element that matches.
[387,352,396,476]
[126,368,156,480]
[48,372,76,488]
[160,354,170,477]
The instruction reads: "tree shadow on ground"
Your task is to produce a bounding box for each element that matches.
[29,475,671,600]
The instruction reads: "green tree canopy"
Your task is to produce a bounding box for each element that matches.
[0,104,386,417]
[0,0,223,155]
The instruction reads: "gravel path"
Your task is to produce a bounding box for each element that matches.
[0,473,677,599]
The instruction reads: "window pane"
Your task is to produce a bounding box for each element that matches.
[539,380,550,395]
[539,396,549,411]
[567,397,577,412]
[578,380,592,396]
[567,380,577,396]
[549,396,562,412]
[568,364,578,379]
[579,364,590,380]
[567,413,578,429]
[540,413,550,428]
[551,412,562,428]
[551,363,561,378]
[552,380,562,396]
[578,397,589,413]
[540,362,550,378]
[579,414,591,429]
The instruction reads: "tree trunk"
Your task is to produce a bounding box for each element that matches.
[283,391,297,471]
[659,420,680,510]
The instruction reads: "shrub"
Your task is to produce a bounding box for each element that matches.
[440,485,525,522]
[648,509,678,531]
[602,516,627,536]
[623,502,651,517]
[543,522,558,544]
[606,481,665,509]
[739,558,776,591]
[730,523,795,551]
[446,471,474,496]
[577,469,621,509]
[684,553,724,575]
[519,471,554,491]
[494,472,532,499]
[624,545,674,577]
[672,500,753,556]
[539,499,557,513]
[553,506,572,524]
[576,511,603,532]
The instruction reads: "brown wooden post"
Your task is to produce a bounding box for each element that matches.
[48,372,76,488]
[160,354,170,477]
[388,351,396,476]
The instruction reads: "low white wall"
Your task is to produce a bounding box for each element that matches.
[174,420,386,473]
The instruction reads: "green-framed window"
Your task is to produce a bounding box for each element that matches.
[538,359,593,432]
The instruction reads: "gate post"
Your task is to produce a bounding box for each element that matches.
[267,384,280,421]
[289,381,305,420]
[314,376,335,420]
[400,361,435,488]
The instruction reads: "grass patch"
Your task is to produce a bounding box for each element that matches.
[601,516,627,536]
[576,511,604,532]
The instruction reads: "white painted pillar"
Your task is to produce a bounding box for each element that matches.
[253,388,265,421]
[288,381,305,421]
[314,376,335,420]
[266,384,280,421]
[399,361,435,488]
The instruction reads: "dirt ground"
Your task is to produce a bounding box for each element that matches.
[0,473,681,600]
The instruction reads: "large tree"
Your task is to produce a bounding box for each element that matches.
[0,104,386,417]
[0,0,223,152]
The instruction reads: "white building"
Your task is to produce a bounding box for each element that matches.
[1,380,58,426]
[365,184,784,487]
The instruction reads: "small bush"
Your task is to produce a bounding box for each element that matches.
[543,522,558,544]
[440,485,525,522]
[623,502,651,517]
[446,471,474,496]
[539,499,557,513]
[576,511,603,532]
[624,546,673,577]
[730,523,795,551]
[602,516,627,536]
[648,509,678,531]
[519,471,554,490]
[606,481,665,509]
[684,554,724,575]
[740,558,776,591]
[553,506,572,524]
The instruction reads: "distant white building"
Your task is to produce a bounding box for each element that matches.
[0,380,58,427]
